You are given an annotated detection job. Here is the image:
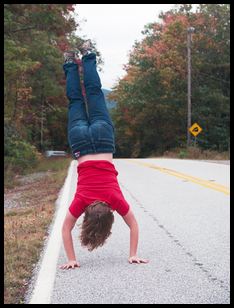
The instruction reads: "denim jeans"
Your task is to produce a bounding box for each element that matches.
[63,53,115,158]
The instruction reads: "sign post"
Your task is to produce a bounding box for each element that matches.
[189,123,202,146]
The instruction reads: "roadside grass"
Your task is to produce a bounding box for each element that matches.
[4,156,71,190]
[157,147,229,160]
[4,157,72,304]
[33,156,71,173]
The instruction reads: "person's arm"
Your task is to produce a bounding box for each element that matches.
[59,210,80,269]
[122,209,149,264]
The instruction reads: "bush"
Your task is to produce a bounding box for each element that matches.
[5,140,40,173]
[178,149,188,159]
[4,123,40,174]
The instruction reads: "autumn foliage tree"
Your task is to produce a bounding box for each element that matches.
[4,4,102,172]
[110,4,230,157]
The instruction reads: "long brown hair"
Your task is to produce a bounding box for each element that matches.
[79,200,114,251]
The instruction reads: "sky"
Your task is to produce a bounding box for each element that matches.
[74,4,178,89]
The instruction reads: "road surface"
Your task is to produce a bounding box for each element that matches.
[28,158,230,304]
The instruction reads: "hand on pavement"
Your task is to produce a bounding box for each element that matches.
[128,256,149,264]
[59,260,80,270]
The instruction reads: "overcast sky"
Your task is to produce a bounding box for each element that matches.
[74,4,178,89]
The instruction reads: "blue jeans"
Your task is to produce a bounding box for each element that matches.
[63,53,115,159]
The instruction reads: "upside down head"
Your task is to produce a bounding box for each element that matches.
[79,200,114,251]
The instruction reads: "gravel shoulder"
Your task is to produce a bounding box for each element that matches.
[4,171,52,211]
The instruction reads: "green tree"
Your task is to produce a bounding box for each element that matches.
[4,4,103,171]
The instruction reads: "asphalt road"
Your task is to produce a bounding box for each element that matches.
[30,158,230,304]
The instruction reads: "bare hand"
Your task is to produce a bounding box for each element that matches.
[128,256,149,264]
[59,260,80,270]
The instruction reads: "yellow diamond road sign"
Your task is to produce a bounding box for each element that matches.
[189,123,202,137]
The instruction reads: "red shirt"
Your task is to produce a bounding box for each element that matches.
[69,160,130,218]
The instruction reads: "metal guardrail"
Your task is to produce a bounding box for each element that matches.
[44,151,67,157]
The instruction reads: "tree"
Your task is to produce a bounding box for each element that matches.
[110,4,230,157]
[4,4,103,171]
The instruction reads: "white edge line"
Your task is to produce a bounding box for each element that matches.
[29,160,76,304]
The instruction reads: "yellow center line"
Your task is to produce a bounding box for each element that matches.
[127,160,230,195]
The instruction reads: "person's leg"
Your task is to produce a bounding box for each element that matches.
[63,60,88,127]
[82,53,113,126]
[82,52,115,154]
[63,60,92,158]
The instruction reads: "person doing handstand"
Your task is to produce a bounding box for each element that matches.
[60,41,148,269]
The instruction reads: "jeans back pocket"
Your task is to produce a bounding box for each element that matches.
[69,125,91,149]
[90,121,114,144]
